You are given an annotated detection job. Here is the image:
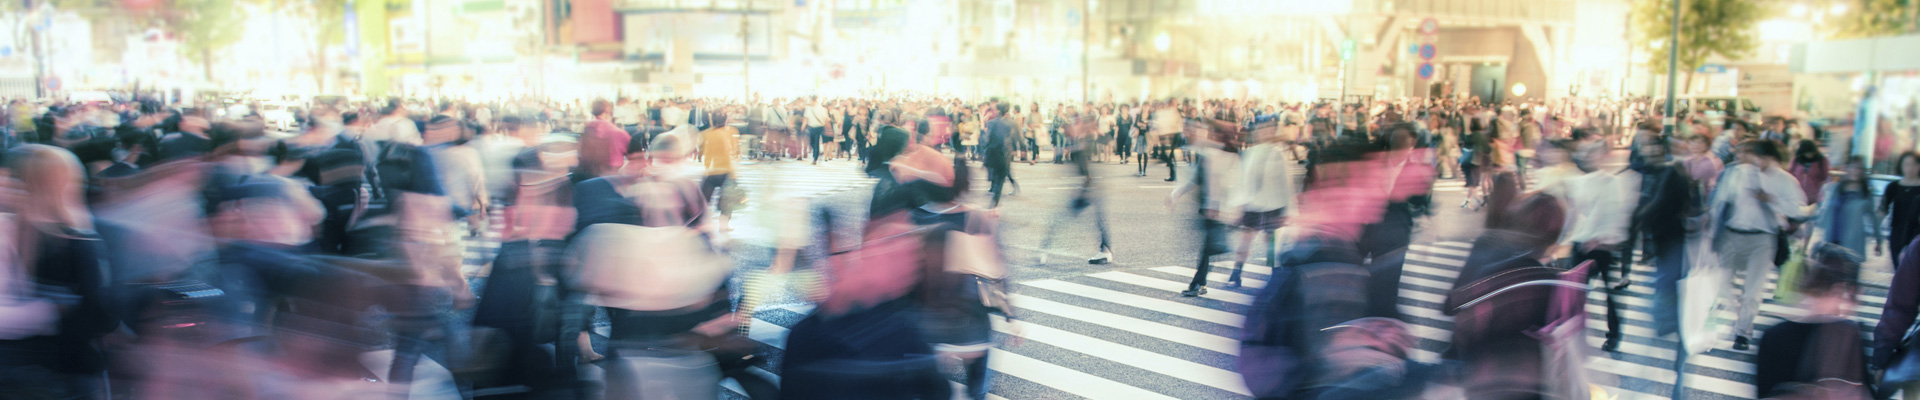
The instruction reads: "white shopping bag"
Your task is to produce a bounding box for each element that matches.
[1679,233,1731,355]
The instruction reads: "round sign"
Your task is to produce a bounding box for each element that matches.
[1419,18,1439,35]
[1418,63,1435,79]
[44,76,60,92]
[1419,44,1436,60]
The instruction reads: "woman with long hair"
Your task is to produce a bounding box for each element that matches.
[0,144,114,399]
[1884,151,1920,267]
[1817,156,1884,258]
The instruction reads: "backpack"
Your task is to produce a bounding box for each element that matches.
[373,140,421,198]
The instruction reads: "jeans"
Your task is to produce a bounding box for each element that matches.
[986,160,1010,208]
[1714,230,1775,337]
[1647,234,1685,336]
[384,285,463,397]
[808,127,826,162]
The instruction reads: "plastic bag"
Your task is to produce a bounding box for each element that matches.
[1680,233,1731,355]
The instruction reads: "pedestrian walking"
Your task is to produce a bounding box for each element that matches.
[1173,118,1243,297]
[1223,120,1295,287]
[1708,140,1812,350]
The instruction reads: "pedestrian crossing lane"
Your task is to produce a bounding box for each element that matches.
[730,238,1890,399]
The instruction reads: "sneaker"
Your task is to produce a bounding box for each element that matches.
[1039,253,1049,264]
[1088,251,1112,264]
[1732,335,1750,351]
[1180,287,1208,297]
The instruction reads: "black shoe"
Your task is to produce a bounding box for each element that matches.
[1224,278,1242,289]
[1733,336,1750,351]
[1164,177,1177,182]
[1181,287,1208,297]
[1611,278,1633,291]
[1601,338,1620,352]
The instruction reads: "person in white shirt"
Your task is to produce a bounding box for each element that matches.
[1709,140,1813,350]
[661,100,689,130]
[1169,122,1242,297]
[1222,123,1294,288]
[613,98,643,133]
[804,99,830,164]
[1560,158,1641,352]
[362,100,421,145]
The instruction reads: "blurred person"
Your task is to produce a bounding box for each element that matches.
[473,115,527,207]
[1460,112,1489,209]
[781,122,951,400]
[1887,151,1920,268]
[577,99,629,180]
[1171,118,1243,297]
[1756,243,1870,399]
[1680,134,1724,194]
[614,98,643,137]
[570,132,750,400]
[1816,157,1884,259]
[422,115,488,238]
[699,112,739,221]
[156,109,214,162]
[1355,124,1435,319]
[0,145,115,399]
[1789,139,1829,204]
[894,133,1019,400]
[982,103,1019,208]
[1709,140,1812,350]
[1566,136,1643,353]
[1444,181,1577,400]
[363,99,422,146]
[1222,120,1296,287]
[1629,136,1696,339]
[805,98,830,164]
[1038,113,1117,265]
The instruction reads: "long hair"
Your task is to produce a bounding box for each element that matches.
[6,145,95,279]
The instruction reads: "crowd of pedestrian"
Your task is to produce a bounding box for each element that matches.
[0,90,1912,400]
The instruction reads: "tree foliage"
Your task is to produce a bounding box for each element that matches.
[1630,0,1764,80]
[172,0,247,63]
[1829,0,1916,39]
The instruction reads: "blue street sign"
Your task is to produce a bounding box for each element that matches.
[1419,44,1436,60]
[1408,44,1418,54]
[1418,63,1435,79]
[1698,64,1727,73]
[0,46,12,57]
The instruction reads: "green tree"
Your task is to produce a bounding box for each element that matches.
[170,0,246,82]
[1829,0,1917,39]
[1631,0,1765,93]
[286,0,350,93]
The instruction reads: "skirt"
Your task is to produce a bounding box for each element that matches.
[1239,209,1286,231]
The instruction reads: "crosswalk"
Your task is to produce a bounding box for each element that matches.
[729,239,1888,400]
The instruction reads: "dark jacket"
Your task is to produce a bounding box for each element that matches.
[1875,237,1920,368]
[1633,160,1696,243]
[1445,230,1558,400]
[0,228,114,374]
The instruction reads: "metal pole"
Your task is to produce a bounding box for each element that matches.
[1662,0,1679,137]
[1081,0,1090,103]
[1663,0,1685,397]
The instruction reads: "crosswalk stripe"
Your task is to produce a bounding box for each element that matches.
[1019,280,1246,327]
[1088,271,1256,305]
[984,349,1181,400]
[1011,294,1241,355]
[1151,266,1265,289]
[989,316,1252,395]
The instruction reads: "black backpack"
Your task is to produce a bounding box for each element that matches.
[373,140,420,198]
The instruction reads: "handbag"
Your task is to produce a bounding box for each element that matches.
[1884,323,1920,390]
[1774,234,1816,303]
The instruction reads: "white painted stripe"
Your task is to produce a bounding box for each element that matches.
[991,317,1251,395]
[1152,266,1266,289]
[1435,241,1474,250]
[1583,350,1758,399]
[748,318,789,349]
[1010,294,1241,355]
[1089,272,1256,305]
[1019,280,1246,327]
[1409,244,1470,257]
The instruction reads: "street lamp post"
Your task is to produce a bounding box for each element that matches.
[1662,0,1685,398]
